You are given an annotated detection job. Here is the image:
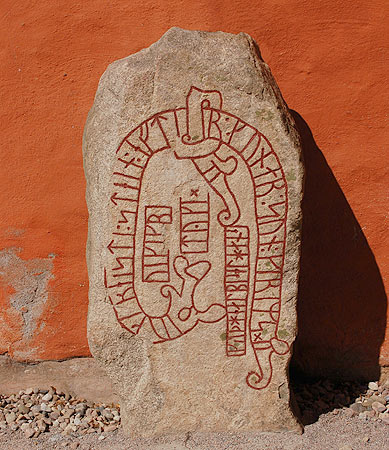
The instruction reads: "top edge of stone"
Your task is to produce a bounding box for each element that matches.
[84,26,302,172]
[157,26,256,46]
[107,27,262,68]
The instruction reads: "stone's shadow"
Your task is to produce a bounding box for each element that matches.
[291,378,371,425]
[289,111,387,383]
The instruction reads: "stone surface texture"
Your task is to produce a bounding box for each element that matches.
[83,27,304,437]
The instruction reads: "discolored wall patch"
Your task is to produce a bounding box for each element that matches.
[0,248,54,357]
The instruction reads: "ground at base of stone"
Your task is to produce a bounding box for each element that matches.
[1,357,388,449]
[0,409,388,450]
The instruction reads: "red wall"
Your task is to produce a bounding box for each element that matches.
[0,1,387,379]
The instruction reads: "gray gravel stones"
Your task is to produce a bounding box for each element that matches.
[368,382,379,391]
[1,378,387,442]
[350,403,365,414]
[0,387,120,438]
[5,412,15,424]
[371,402,386,413]
[42,393,53,402]
[292,378,389,425]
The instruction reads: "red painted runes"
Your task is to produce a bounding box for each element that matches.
[104,86,289,390]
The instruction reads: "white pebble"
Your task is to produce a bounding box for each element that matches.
[42,393,53,402]
[368,382,379,391]
[40,403,51,413]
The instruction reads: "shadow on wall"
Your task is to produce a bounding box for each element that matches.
[290,111,387,382]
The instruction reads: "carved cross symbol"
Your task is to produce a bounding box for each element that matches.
[190,188,199,197]
[253,332,262,342]
[230,315,240,326]
[233,248,244,261]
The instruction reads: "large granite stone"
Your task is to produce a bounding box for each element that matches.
[83,27,304,437]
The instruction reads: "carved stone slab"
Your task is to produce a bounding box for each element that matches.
[83,28,304,437]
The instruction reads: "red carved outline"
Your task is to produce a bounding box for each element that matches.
[105,88,289,391]
[142,205,172,283]
[224,226,249,357]
[179,193,210,254]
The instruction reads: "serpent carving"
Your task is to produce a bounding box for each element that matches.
[105,86,290,390]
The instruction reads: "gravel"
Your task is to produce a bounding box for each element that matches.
[0,379,388,449]
[292,377,389,425]
[0,387,120,439]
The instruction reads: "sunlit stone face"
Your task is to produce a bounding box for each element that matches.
[84,28,303,437]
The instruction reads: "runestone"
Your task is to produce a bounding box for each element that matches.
[84,28,304,437]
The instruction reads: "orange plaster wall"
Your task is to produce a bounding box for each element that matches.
[0,1,387,377]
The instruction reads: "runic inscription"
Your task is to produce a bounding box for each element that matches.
[180,193,210,254]
[104,86,291,390]
[142,206,172,282]
[225,226,249,357]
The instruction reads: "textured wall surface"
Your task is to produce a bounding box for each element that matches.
[0,0,387,379]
